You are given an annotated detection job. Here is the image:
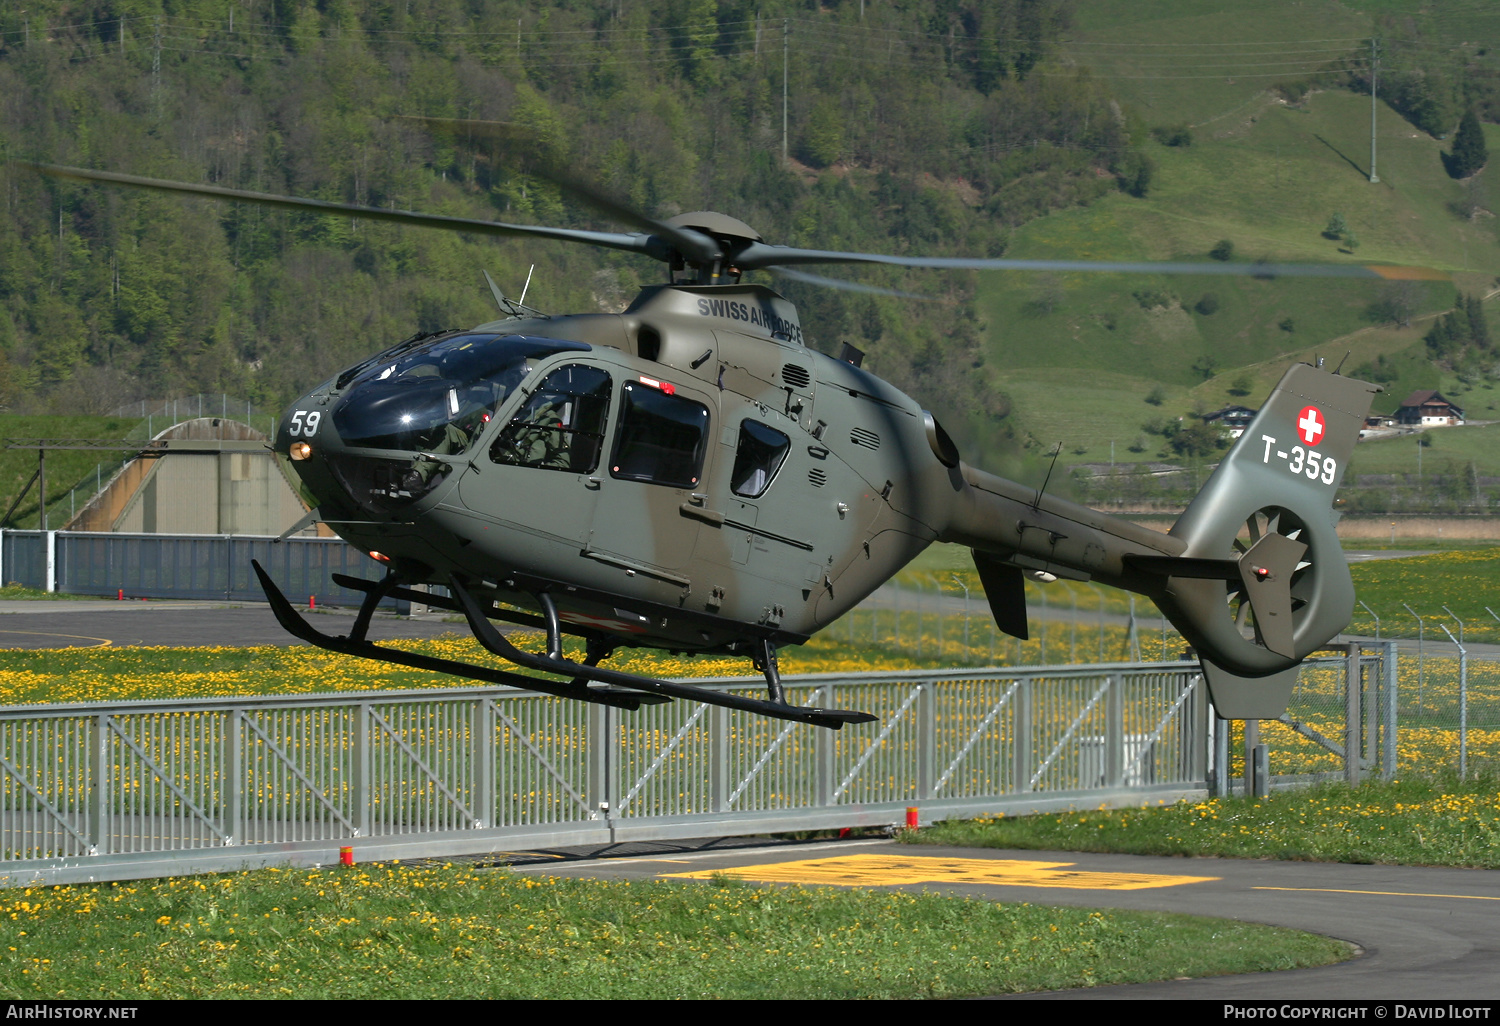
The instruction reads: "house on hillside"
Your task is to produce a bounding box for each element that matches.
[1202,404,1258,439]
[1396,390,1465,427]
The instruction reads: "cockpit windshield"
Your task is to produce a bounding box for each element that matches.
[333,333,590,453]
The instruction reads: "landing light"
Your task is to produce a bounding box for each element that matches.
[368,551,391,563]
[289,441,312,460]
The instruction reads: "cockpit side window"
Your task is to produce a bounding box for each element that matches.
[729,419,790,498]
[610,382,709,488]
[491,365,613,473]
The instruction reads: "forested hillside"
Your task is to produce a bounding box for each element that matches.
[1,0,1497,486]
[0,0,1149,470]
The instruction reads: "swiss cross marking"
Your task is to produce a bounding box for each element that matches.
[1297,406,1325,447]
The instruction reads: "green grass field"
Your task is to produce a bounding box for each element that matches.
[909,775,1500,869]
[1069,0,1373,127]
[0,416,144,532]
[0,864,1349,999]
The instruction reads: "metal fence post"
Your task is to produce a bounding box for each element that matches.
[1242,719,1258,796]
[816,709,836,808]
[1105,673,1123,788]
[1191,675,1209,784]
[709,703,729,813]
[353,702,371,837]
[44,530,56,593]
[586,700,617,831]
[225,710,243,845]
[1345,643,1361,786]
[90,713,109,855]
[1209,714,1230,796]
[916,684,936,800]
[1013,678,1032,792]
[1439,624,1468,780]
[473,699,495,829]
[1251,744,1270,799]
[1382,641,1398,780]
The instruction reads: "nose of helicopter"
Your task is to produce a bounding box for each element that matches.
[277,383,473,521]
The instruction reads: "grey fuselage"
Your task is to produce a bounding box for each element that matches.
[278,283,1183,656]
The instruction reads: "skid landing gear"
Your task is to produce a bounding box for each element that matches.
[252,562,876,729]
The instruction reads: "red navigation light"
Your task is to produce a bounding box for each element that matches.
[639,375,677,395]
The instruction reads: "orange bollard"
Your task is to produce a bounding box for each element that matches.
[905,807,919,830]
[340,846,354,867]
[309,595,316,610]
[117,588,123,601]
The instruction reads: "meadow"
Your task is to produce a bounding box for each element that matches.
[0,863,1349,999]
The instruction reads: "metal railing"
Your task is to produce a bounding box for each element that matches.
[1,663,1220,885]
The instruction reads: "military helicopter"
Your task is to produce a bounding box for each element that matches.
[28,140,1429,728]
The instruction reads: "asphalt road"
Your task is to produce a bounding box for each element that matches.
[501,837,1500,1000]
[0,599,466,649]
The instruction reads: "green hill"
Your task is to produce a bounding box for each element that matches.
[978,32,1500,485]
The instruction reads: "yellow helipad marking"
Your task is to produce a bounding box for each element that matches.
[1255,886,1500,902]
[665,854,1219,890]
[0,629,112,648]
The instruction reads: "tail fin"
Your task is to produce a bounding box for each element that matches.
[1148,363,1379,717]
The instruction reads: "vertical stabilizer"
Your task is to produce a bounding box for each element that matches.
[1152,364,1378,716]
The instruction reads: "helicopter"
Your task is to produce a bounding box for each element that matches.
[27,139,1428,728]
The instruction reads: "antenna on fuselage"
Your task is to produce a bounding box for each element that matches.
[1034,443,1063,509]
[519,264,535,306]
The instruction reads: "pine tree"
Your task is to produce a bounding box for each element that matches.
[1467,293,1492,349]
[1450,108,1488,179]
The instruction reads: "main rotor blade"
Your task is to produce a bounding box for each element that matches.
[735,242,1447,281]
[766,265,936,301]
[23,162,666,260]
[400,116,724,265]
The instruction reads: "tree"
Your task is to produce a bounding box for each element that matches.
[1344,232,1360,254]
[1367,281,1423,328]
[1171,421,1225,458]
[1145,385,1167,406]
[1466,293,1491,349]
[1030,273,1064,314]
[1324,212,1348,239]
[1209,239,1234,261]
[1194,293,1220,316]
[1117,151,1155,198]
[1448,108,1489,179]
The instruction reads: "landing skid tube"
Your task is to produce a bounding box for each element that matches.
[253,563,876,729]
[251,560,662,711]
[445,576,877,730]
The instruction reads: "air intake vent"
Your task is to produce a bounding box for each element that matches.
[808,468,827,487]
[781,364,811,389]
[850,427,881,450]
